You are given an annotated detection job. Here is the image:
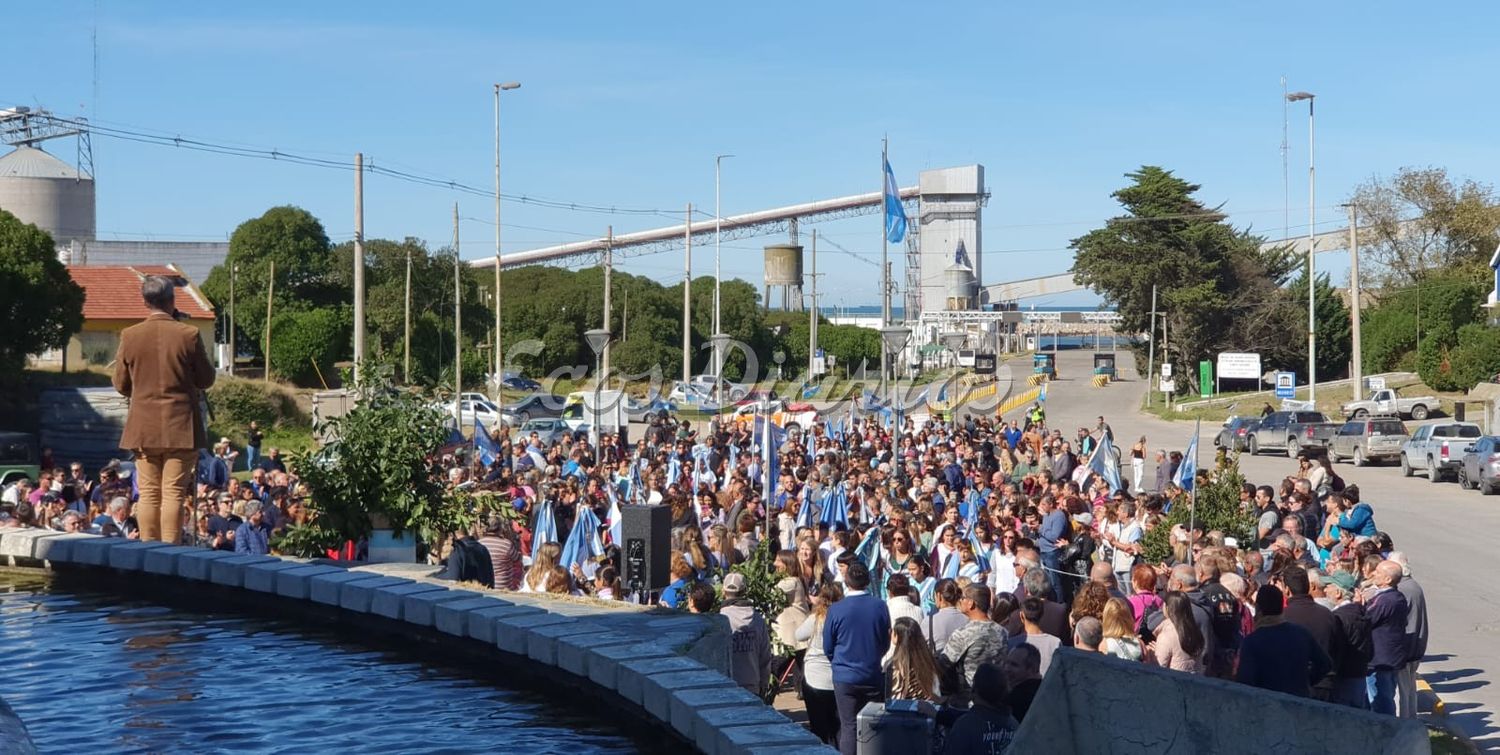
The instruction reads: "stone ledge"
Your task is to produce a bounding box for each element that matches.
[641,669,737,721]
[107,541,172,571]
[34,533,97,563]
[176,549,238,580]
[307,569,378,605]
[465,603,542,644]
[142,545,200,576]
[370,581,447,620]
[275,565,345,600]
[338,576,412,613]
[588,642,679,692]
[694,706,792,754]
[243,560,306,593]
[0,528,62,561]
[669,686,766,740]
[526,620,607,665]
[714,723,824,755]
[209,554,276,587]
[615,656,711,706]
[69,536,128,566]
[432,596,509,637]
[555,631,636,677]
[401,588,472,628]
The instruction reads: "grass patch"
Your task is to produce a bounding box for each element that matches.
[1428,725,1478,755]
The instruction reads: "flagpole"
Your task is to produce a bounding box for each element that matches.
[762,395,772,543]
[1188,417,1200,566]
[880,136,890,396]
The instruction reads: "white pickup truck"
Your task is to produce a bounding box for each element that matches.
[1401,422,1482,483]
[1341,388,1438,420]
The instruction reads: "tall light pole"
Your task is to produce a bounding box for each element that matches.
[880,325,911,486]
[585,329,612,460]
[1348,203,1363,396]
[353,152,366,382]
[683,202,693,385]
[714,154,733,400]
[228,263,237,377]
[1287,90,1316,401]
[494,81,520,399]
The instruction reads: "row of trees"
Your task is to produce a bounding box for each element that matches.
[1071,166,1498,394]
[198,206,882,389]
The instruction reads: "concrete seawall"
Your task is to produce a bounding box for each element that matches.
[0,696,37,754]
[0,528,828,755]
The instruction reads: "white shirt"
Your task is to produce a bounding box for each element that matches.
[1107,520,1143,573]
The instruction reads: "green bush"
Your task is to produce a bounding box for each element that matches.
[1433,324,1500,391]
[270,308,351,387]
[208,378,306,430]
[1140,461,1255,564]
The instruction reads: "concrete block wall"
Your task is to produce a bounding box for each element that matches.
[0,528,824,755]
[1011,649,1431,755]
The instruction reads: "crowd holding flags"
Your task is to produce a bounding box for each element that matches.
[560,506,603,574]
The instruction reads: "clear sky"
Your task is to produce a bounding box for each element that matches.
[10,1,1499,308]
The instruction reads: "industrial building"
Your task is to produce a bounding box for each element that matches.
[0,107,229,286]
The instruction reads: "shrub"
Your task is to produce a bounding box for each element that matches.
[1140,460,1255,564]
[269,308,350,388]
[207,378,306,430]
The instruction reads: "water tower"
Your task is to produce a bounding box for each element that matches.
[763,243,804,310]
[0,108,95,250]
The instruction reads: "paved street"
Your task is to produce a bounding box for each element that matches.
[978,348,1498,746]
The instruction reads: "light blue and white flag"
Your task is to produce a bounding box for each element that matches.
[1177,431,1199,493]
[1088,432,1125,493]
[884,157,907,243]
[560,505,603,573]
[604,484,623,546]
[533,498,559,546]
[474,419,501,466]
[820,484,849,531]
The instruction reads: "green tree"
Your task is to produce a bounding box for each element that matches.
[200,206,339,357]
[1279,272,1352,381]
[0,209,85,373]
[1070,167,1296,388]
[1359,270,1487,374]
[1140,463,1255,564]
[1348,167,1500,287]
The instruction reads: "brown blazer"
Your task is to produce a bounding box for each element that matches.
[112,312,217,451]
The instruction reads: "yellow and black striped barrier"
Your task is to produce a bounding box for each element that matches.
[1092,374,1111,387]
[1417,675,1445,716]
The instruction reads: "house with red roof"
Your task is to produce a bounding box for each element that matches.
[33,264,217,370]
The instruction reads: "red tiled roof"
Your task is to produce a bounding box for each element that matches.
[67,265,216,321]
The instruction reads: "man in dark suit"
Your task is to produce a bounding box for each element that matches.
[112,275,215,544]
[822,560,890,755]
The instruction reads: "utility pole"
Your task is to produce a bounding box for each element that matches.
[353,152,366,382]
[683,202,692,384]
[1287,90,1317,402]
[1349,203,1362,396]
[603,225,613,380]
[494,81,520,397]
[404,247,412,383]
[1146,284,1158,407]
[880,137,890,392]
[264,259,274,384]
[228,263,236,377]
[453,203,462,426]
[809,229,819,380]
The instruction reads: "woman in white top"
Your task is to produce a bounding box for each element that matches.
[794,582,844,746]
[988,528,1020,595]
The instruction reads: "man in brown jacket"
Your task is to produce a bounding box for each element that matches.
[112,275,216,544]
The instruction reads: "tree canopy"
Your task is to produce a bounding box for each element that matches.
[1070,167,1296,388]
[1348,167,1500,287]
[0,209,85,373]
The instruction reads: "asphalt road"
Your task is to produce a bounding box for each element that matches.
[971,349,1498,745]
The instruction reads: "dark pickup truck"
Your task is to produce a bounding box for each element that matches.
[1246,410,1342,458]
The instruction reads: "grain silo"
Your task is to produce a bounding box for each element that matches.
[0,145,96,247]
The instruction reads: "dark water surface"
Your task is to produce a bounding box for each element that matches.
[0,571,670,754]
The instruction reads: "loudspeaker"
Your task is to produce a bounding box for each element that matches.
[620,504,671,592]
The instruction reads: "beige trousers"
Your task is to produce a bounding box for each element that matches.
[134,448,196,545]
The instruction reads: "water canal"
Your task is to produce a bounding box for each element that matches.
[0,571,684,753]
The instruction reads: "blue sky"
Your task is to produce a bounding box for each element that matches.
[10,1,1500,308]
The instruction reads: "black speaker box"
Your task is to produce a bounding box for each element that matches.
[620,504,671,592]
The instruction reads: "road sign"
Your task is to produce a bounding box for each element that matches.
[1159,377,1174,393]
[1199,361,1212,398]
[1275,372,1296,399]
[1161,363,1173,378]
[1216,352,1261,380]
[1366,376,1386,391]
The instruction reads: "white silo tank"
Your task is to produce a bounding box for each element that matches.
[0,146,96,247]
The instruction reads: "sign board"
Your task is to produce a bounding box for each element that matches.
[1366,376,1386,392]
[1159,377,1174,393]
[1274,372,1296,399]
[1216,352,1262,380]
[1161,363,1173,378]
[1199,361,1212,398]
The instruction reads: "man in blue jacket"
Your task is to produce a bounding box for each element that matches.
[1361,560,1410,715]
[1036,496,1070,603]
[823,559,890,755]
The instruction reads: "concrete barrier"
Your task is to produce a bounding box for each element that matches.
[1010,649,1430,755]
[0,696,37,755]
[0,527,807,755]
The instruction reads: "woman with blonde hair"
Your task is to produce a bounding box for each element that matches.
[520,541,568,594]
[679,526,712,579]
[885,616,942,702]
[1101,597,1143,661]
[794,581,844,745]
[707,523,741,574]
[795,536,826,598]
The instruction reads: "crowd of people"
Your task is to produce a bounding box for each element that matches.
[0,391,1435,755]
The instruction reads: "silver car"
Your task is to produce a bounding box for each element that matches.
[1329,417,1409,467]
[1458,436,1500,495]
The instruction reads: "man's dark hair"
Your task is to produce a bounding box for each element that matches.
[845,560,872,590]
[1022,596,1045,623]
[963,583,992,614]
[886,572,911,598]
[1280,564,1311,597]
[971,662,1010,710]
[687,582,716,613]
[141,275,176,312]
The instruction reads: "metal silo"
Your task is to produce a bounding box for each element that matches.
[0,145,96,247]
[763,244,805,310]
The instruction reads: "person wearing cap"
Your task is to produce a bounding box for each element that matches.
[1235,584,1331,699]
[719,571,772,697]
[234,500,271,555]
[113,274,216,545]
[1322,570,1374,709]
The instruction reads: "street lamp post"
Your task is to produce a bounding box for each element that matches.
[880,324,911,487]
[1287,90,1316,402]
[494,81,521,400]
[713,154,733,357]
[585,328,612,461]
[941,332,965,371]
[710,332,731,415]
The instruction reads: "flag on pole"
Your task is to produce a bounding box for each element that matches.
[560,505,603,572]
[942,545,961,579]
[854,524,885,573]
[1088,432,1124,493]
[1038,382,1049,403]
[473,419,500,465]
[967,529,991,573]
[802,383,820,399]
[884,157,907,243]
[629,460,644,504]
[604,484,623,546]
[1177,430,1200,492]
[820,485,849,530]
[796,489,819,530]
[533,498,559,546]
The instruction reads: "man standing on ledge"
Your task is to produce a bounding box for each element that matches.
[112,275,216,544]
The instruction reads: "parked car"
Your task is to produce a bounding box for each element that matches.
[1458,436,1500,494]
[1246,411,1341,458]
[735,390,785,412]
[518,418,573,446]
[1340,388,1439,420]
[1401,422,1482,483]
[456,398,503,429]
[501,394,566,425]
[668,381,719,409]
[688,374,749,402]
[1213,416,1259,452]
[1328,417,1409,467]
[0,431,39,487]
[502,375,543,392]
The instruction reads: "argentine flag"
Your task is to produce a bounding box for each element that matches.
[884,157,907,243]
[1088,433,1124,493]
[1177,432,1199,492]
